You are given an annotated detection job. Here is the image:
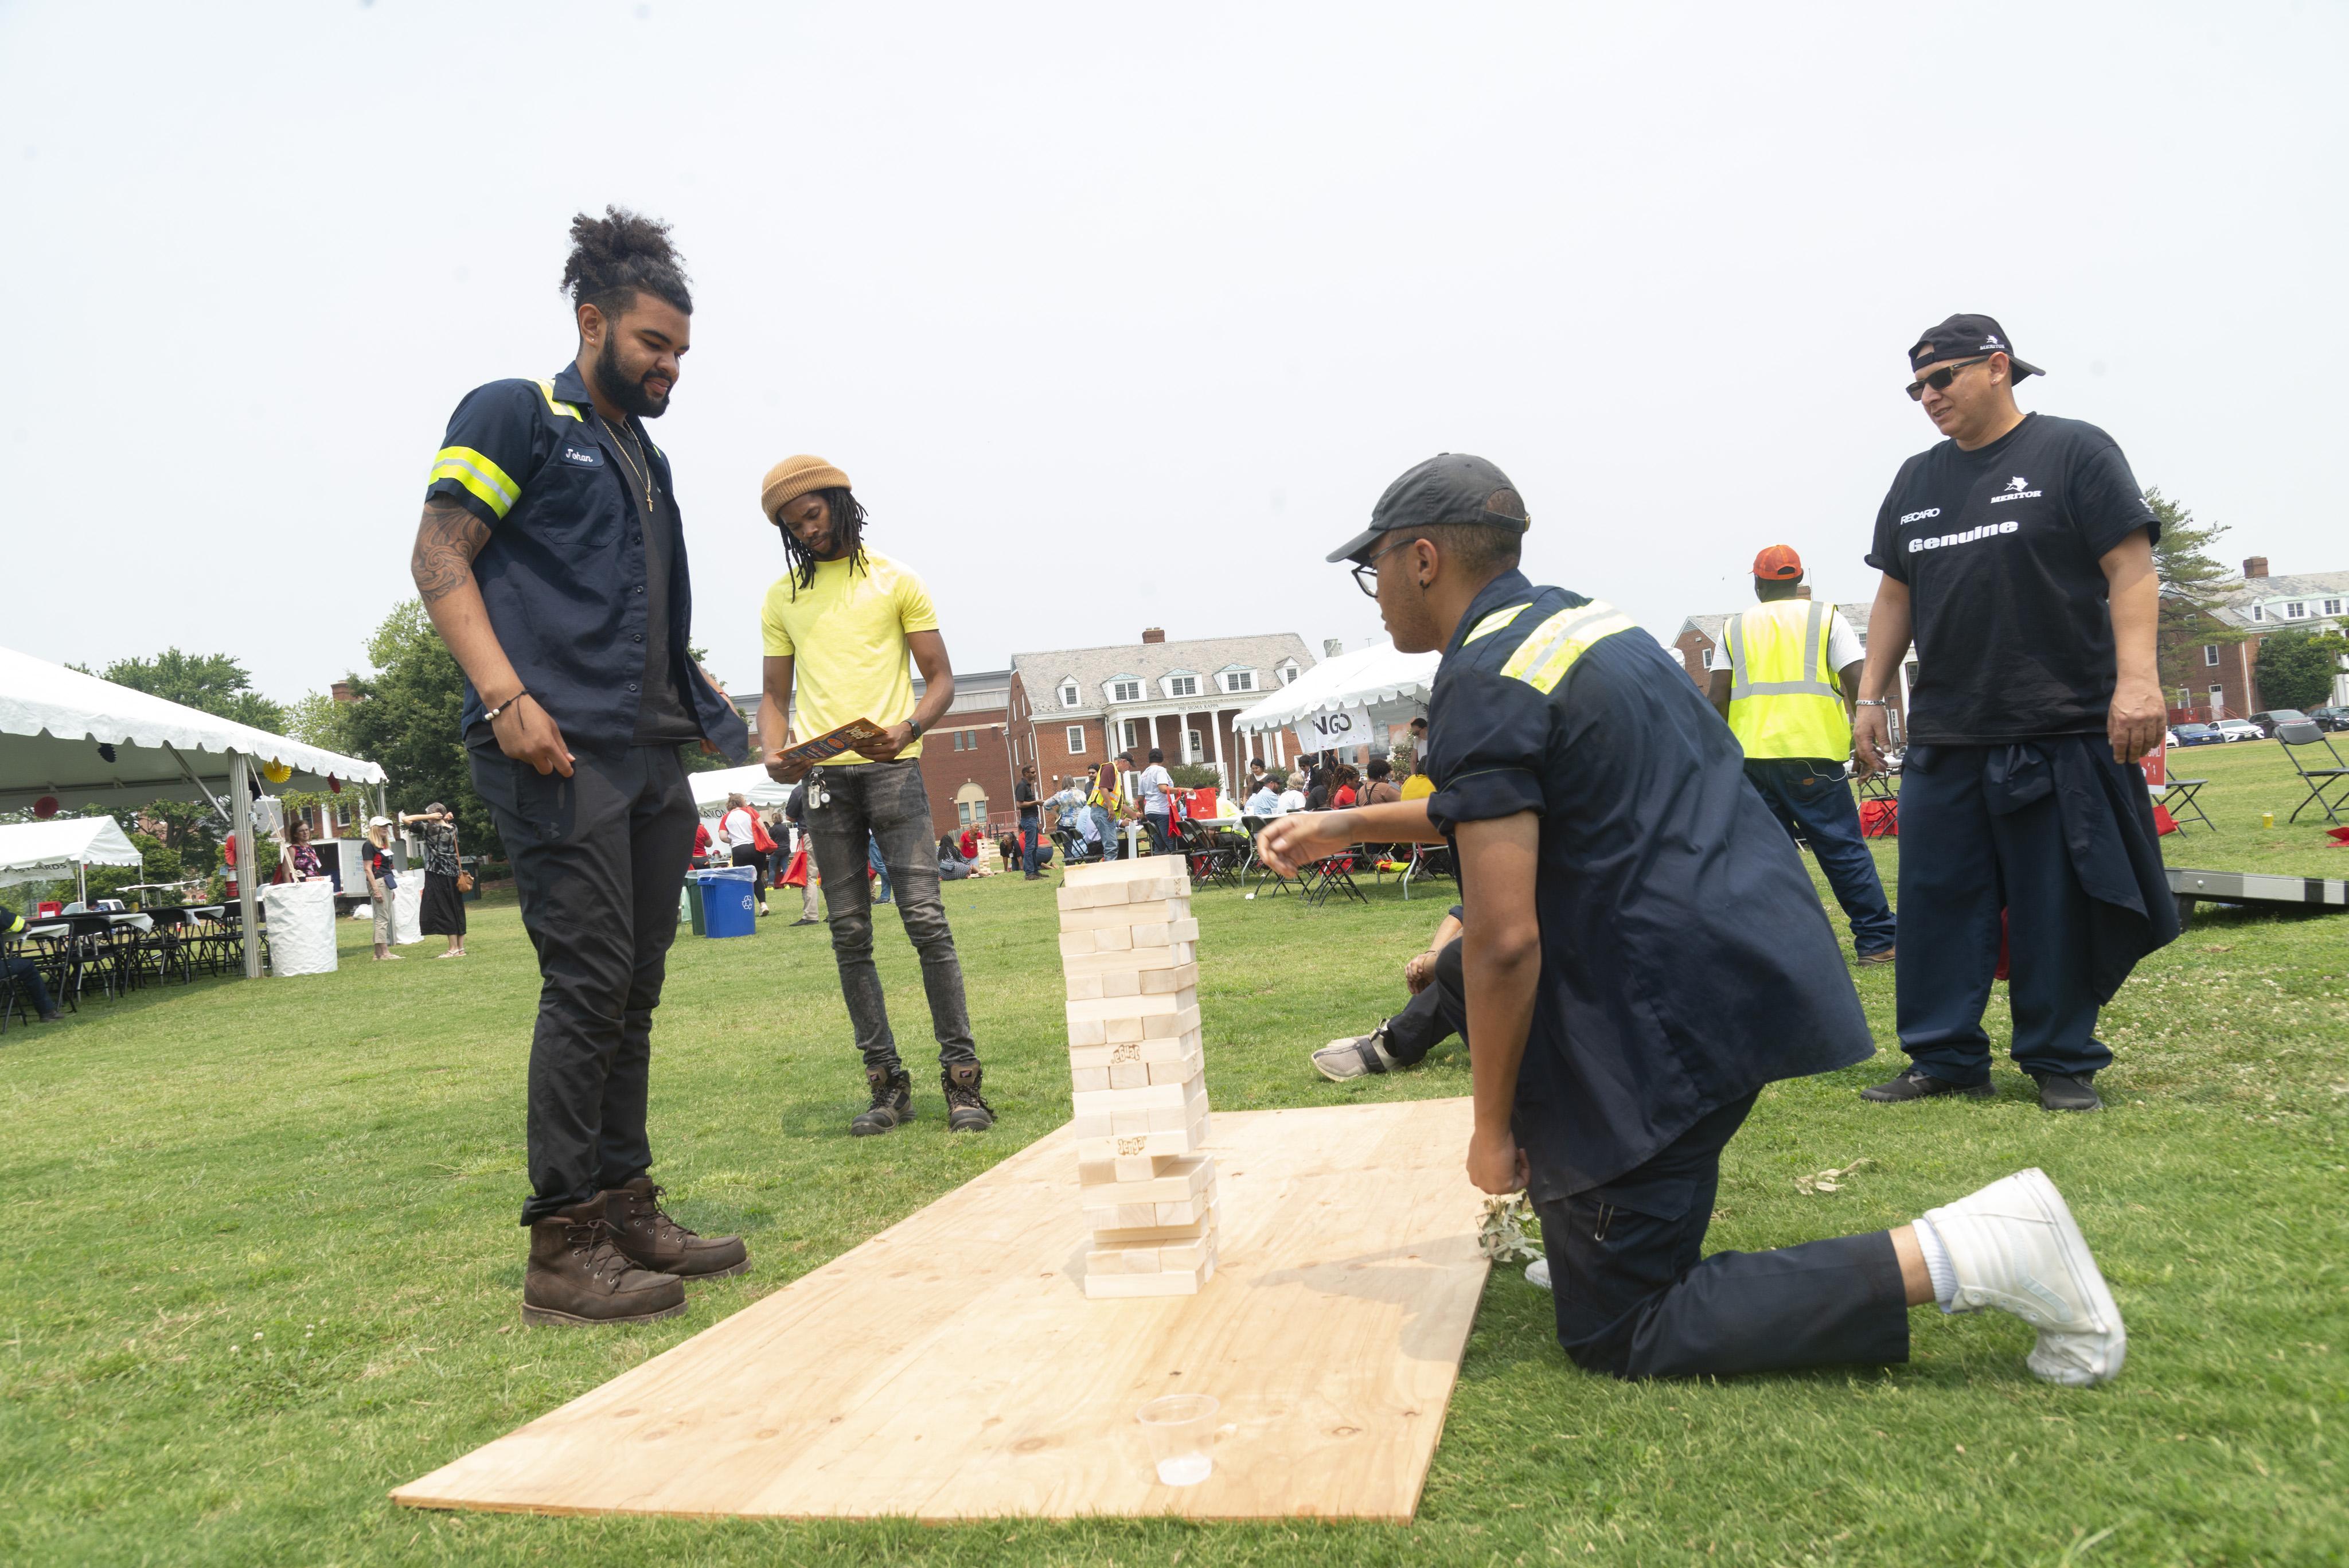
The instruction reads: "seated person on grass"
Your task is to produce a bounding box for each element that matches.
[1312,904,1465,1081]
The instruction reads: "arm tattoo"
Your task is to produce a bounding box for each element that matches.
[411,498,492,604]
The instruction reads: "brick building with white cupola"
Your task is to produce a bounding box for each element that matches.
[1007,627,1318,802]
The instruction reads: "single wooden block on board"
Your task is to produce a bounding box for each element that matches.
[1082,1263,1211,1298]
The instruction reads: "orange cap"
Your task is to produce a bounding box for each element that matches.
[1752,544,1804,580]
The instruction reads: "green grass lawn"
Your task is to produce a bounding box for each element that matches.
[2,738,2343,1566]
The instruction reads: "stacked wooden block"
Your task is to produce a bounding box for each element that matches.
[1059,857,1219,1298]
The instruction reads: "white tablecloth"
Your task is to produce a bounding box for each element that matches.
[262,879,338,976]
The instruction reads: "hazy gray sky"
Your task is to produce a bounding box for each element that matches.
[6,2,2342,709]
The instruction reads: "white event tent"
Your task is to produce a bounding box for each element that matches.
[0,646,387,977]
[688,762,791,814]
[0,816,145,904]
[1231,642,1441,767]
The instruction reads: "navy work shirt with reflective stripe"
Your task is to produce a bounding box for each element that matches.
[424,364,748,758]
[1422,569,1874,1207]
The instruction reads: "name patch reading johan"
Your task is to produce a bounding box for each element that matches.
[559,444,604,468]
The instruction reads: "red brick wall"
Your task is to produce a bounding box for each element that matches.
[922,704,1016,838]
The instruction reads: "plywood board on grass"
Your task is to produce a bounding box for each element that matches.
[392,1097,1486,1523]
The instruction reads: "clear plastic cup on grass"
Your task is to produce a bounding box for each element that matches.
[1137,1394,1219,1486]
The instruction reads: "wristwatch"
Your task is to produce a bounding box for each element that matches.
[906,718,924,740]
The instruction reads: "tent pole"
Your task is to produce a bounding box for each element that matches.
[78,862,87,907]
[232,753,260,978]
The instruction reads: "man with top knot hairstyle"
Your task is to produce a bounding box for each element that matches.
[411,208,750,1327]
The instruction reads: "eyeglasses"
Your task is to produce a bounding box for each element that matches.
[1351,537,1417,598]
[1905,356,1991,401]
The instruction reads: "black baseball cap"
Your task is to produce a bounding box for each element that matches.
[1325,453,1530,564]
[1909,314,2043,381]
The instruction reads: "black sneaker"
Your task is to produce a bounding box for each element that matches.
[942,1063,996,1133]
[850,1067,914,1136]
[1861,1066,1996,1103]
[2030,1072,2102,1112]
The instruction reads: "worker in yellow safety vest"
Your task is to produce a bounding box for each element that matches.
[1707,544,1897,965]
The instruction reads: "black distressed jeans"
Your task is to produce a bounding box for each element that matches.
[801,759,977,1074]
[469,739,697,1224]
[1535,1093,1911,1379]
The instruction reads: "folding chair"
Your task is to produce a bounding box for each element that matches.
[1301,849,1368,908]
[1238,815,1297,898]
[2277,720,2349,825]
[2156,775,2215,833]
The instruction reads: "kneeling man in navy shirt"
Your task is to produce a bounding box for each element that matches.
[1259,453,2126,1384]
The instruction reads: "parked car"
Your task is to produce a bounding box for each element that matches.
[2172,723,2223,747]
[2247,709,2309,738]
[2214,718,2265,742]
[2304,705,2349,733]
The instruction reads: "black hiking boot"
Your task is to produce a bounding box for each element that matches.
[850,1066,915,1137]
[942,1062,996,1133]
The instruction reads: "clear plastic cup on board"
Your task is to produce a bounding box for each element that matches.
[1137,1393,1219,1486]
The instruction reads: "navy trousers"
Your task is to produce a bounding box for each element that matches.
[1534,1094,1911,1379]
[1894,743,2116,1083]
[1540,1100,1907,1382]
[1383,933,1468,1066]
[1743,759,1897,956]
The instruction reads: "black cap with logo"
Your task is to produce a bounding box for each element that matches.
[1909,314,2043,382]
[1325,453,1530,565]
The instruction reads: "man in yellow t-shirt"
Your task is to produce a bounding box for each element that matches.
[757,454,994,1139]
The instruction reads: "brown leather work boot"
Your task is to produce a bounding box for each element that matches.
[850,1066,915,1136]
[521,1193,687,1327]
[605,1177,750,1280]
[942,1062,996,1133]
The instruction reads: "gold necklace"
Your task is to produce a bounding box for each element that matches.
[604,414,654,511]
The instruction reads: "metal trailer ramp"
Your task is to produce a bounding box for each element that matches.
[2167,867,2349,929]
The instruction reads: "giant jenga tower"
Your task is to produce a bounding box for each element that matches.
[1058,857,1219,1298]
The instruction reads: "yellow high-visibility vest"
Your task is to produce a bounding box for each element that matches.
[1724,599,1851,761]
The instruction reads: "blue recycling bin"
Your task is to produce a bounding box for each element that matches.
[694,866,759,938]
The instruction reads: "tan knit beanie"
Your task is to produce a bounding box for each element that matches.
[761,454,852,521]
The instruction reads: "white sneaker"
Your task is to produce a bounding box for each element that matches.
[1524,1257,1552,1290]
[1923,1168,2125,1386]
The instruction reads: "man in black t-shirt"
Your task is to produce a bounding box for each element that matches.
[1014,765,1044,879]
[1853,314,2178,1114]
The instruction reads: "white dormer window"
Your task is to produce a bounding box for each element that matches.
[1110,678,1141,703]
[1219,669,1257,695]
[2251,605,2264,622]
[1059,680,1080,708]
[1277,660,1300,685]
[1164,673,1199,699]
[2326,598,2343,615]
[2286,602,2307,619]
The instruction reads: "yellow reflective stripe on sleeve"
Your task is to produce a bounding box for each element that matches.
[1498,600,1637,695]
[429,446,521,519]
[534,379,585,422]
[1462,603,1531,644]
[5,913,23,935]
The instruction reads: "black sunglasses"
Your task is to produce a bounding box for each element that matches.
[1351,537,1417,598]
[1905,355,1992,401]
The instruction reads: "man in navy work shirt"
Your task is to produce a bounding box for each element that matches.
[410,208,750,1327]
[1259,453,2128,1385]
[1853,315,2177,1114]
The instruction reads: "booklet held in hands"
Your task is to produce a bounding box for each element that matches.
[775,718,891,770]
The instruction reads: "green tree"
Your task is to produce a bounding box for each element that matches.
[2253,625,2349,712]
[2147,490,2247,698]
[97,649,287,732]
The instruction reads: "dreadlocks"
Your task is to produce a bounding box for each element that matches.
[777,486,871,596]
